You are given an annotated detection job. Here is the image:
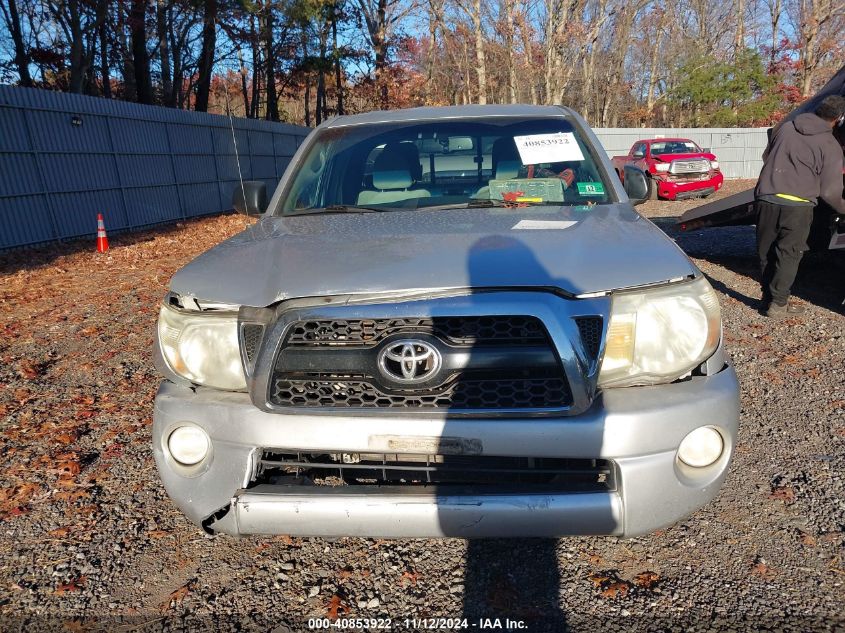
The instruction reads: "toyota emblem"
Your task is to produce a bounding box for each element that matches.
[377,340,441,384]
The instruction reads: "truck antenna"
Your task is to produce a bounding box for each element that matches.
[224,89,248,229]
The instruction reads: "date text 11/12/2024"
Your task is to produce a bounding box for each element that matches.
[307,617,528,630]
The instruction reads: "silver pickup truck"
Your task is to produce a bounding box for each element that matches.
[153,105,740,538]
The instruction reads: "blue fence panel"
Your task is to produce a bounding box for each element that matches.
[0,154,40,196]
[0,108,31,151]
[40,153,120,192]
[51,190,129,237]
[0,85,309,249]
[0,195,55,248]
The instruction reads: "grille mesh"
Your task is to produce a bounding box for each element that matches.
[241,324,264,364]
[271,374,572,409]
[669,159,710,174]
[285,316,547,347]
[575,317,602,360]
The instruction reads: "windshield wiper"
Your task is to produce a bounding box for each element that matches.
[416,199,551,212]
[288,205,386,216]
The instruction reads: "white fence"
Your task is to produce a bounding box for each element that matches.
[593,128,769,180]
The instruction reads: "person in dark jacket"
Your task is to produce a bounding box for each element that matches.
[755,95,845,318]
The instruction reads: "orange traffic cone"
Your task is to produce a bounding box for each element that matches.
[96,213,109,253]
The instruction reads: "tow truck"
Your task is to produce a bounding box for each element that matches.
[677,65,845,252]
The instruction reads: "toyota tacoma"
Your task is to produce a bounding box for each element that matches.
[153,105,740,538]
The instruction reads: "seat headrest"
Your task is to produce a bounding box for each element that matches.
[373,169,413,190]
[495,160,521,180]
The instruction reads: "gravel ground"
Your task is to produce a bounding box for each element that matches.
[1,182,843,632]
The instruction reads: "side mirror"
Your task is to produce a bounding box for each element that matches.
[232,181,267,217]
[623,165,649,206]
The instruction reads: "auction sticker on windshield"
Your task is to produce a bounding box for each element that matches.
[576,182,605,196]
[513,132,585,164]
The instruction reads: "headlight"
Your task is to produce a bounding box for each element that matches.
[157,302,247,390]
[710,160,719,170]
[654,163,670,173]
[598,276,721,388]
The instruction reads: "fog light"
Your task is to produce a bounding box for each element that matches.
[168,426,210,465]
[677,426,723,467]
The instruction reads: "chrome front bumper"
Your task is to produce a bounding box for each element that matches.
[234,487,622,537]
[152,362,740,538]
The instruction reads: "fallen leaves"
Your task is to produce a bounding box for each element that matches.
[147,529,170,539]
[326,594,348,620]
[751,561,776,581]
[769,486,796,503]
[48,526,77,538]
[17,359,44,380]
[54,459,82,477]
[633,571,661,589]
[55,576,86,594]
[0,482,41,520]
[601,581,630,598]
[160,581,194,612]
[588,569,661,599]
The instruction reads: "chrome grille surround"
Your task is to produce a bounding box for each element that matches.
[248,291,610,417]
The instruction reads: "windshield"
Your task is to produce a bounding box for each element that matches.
[276,117,614,214]
[650,140,701,155]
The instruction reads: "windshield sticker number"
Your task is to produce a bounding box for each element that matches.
[576,182,605,196]
[513,133,585,165]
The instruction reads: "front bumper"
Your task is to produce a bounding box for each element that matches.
[657,172,723,200]
[152,363,740,538]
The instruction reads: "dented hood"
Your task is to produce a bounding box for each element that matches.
[169,205,697,307]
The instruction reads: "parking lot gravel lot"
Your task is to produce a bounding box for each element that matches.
[1,179,843,632]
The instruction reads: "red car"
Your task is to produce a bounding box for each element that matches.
[612,138,724,201]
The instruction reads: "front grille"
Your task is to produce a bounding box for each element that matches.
[269,315,573,412]
[285,316,547,347]
[271,372,572,409]
[669,159,710,175]
[254,450,616,492]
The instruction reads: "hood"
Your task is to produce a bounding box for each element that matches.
[652,152,716,162]
[169,206,697,307]
[793,112,833,136]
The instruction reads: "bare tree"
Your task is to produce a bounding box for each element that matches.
[195,0,217,111]
[0,0,33,86]
[790,0,843,96]
[130,0,153,103]
[355,0,415,108]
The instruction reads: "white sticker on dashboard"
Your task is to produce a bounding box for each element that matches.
[512,132,585,164]
[512,219,578,230]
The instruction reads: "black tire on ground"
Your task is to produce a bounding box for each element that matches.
[647,176,659,200]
